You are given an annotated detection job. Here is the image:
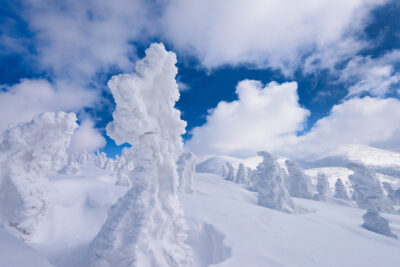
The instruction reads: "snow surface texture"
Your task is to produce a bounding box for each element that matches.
[177,152,196,193]
[89,43,193,267]
[0,229,53,267]
[0,111,77,241]
[362,209,398,238]
[285,160,314,199]
[252,151,296,213]
[348,163,394,213]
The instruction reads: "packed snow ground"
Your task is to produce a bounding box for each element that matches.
[2,165,399,267]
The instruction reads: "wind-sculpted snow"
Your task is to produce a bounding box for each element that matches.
[314,173,329,201]
[0,112,77,241]
[334,178,350,200]
[177,152,196,193]
[348,163,394,213]
[90,43,193,267]
[383,182,400,206]
[285,160,314,199]
[253,151,296,213]
[362,209,397,238]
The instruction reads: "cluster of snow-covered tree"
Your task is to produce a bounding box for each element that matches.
[0,43,197,266]
[0,42,398,267]
[196,152,399,238]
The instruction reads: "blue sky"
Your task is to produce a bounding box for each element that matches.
[1,0,400,159]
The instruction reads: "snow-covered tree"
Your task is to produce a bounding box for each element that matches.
[348,163,394,212]
[89,43,192,267]
[177,152,196,193]
[235,163,249,184]
[383,182,400,206]
[0,112,77,241]
[314,173,329,201]
[225,162,235,182]
[334,178,349,200]
[253,151,296,213]
[362,209,397,238]
[285,160,313,199]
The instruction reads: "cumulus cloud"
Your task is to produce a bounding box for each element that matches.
[339,50,400,97]
[187,80,400,158]
[68,120,106,153]
[162,0,388,75]
[24,0,153,80]
[0,79,97,133]
[292,97,400,157]
[186,80,310,157]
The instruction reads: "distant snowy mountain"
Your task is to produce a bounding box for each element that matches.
[300,144,400,176]
[195,155,261,176]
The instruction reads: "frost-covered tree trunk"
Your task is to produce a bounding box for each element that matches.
[253,151,296,213]
[177,152,196,193]
[235,163,248,184]
[362,209,397,238]
[89,43,192,267]
[0,112,77,241]
[285,160,313,199]
[348,163,394,212]
[334,178,349,199]
[314,173,329,201]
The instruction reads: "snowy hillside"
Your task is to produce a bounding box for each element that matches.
[301,144,400,176]
[2,168,399,267]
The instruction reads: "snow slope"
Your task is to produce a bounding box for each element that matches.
[1,161,400,267]
[0,229,53,267]
[301,144,400,176]
[181,173,400,267]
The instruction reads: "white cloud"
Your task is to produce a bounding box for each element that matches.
[187,80,400,159]
[162,0,388,75]
[291,97,400,157]
[339,50,400,97]
[25,0,153,80]
[68,120,106,153]
[0,79,97,133]
[186,80,310,157]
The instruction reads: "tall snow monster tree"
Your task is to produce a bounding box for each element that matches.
[89,43,193,266]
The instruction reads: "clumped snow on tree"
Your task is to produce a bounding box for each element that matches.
[224,162,235,182]
[235,163,249,184]
[253,151,296,213]
[285,160,314,199]
[177,152,196,193]
[334,178,349,199]
[348,163,394,212]
[362,209,397,238]
[0,111,77,241]
[314,173,329,201]
[89,43,193,267]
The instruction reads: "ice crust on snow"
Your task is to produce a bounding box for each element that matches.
[253,151,296,213]
[285,160,314,199]
[0,111,77,241]
[89,43,192,267]
[348,163,394,213]
[177,152,196,193]
[362,209,397,238]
